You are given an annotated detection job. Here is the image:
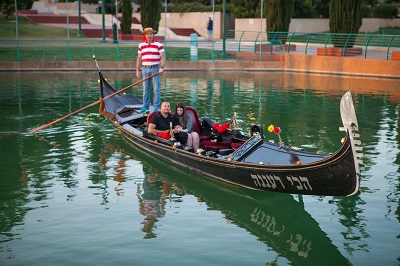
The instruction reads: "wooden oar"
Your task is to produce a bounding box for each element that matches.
[29,72,160,134]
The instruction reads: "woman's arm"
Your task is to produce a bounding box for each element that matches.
[186,114,193,133]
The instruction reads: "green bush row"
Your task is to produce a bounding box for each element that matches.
[362,3,399,18]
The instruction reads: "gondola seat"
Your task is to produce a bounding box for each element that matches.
[147,108,213,147]
[201,140,231,152]
[186,106,212,142]
[147,110,160,124]
[231,142,244,150]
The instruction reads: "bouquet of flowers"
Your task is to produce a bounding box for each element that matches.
[268,124,282,148]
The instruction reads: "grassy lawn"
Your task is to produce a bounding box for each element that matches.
[0,14,237,61]
[377,27,400,35]
[0,44,235,61]
[0,15,84,40]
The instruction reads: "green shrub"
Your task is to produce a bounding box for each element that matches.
[167,3,209,13]
[361,4,373,18]
[373,3,398,18]
[166,3,232,13]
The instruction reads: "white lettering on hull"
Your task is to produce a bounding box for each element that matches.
[251,174,313,192]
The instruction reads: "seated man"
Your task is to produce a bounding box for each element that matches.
[148,102,191,147]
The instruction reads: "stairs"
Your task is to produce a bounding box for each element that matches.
[118,17,140,24]
[25,14,90,24]
[23,14,200,39]
[81,29,114,38]
[170,28,201,37]
[19,10,38,15]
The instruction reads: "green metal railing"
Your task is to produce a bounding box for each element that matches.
[226,30,400,60]
[0,39,238,62]
[1,31,399,62]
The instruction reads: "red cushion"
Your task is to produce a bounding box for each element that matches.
[186,106,201,134]
[199,134,212,142]
[231,142,244,151]
[201,140,231,151]
[147,111,161,124]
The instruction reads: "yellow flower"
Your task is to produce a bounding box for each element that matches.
[268,124,274,133]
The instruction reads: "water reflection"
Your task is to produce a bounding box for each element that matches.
[137,174,169,239]
[98,143,127,196]
[329,195,369,255]
[124,147,351,265]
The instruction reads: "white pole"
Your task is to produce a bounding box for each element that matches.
[211,0,214,40]
[209,0,214,60]
[14,0,18,41]
[14,0,19,60]
[66,0,70,41]
[260,0,263,61]
[164,0,167,40]
[115,0,118,40]
[66,0,71,60]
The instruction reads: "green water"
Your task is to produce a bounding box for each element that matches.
[0,71,399,265]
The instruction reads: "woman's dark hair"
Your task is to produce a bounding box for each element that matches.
[174,101,187,128]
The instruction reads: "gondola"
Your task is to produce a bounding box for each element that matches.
[97,66,363,197]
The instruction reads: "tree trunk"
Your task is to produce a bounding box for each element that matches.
[329,0,362,48]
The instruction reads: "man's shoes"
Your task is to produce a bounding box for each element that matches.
[153,107,160,111]
[140,108,149,114]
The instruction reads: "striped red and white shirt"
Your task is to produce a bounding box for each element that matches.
[138,41,164,66]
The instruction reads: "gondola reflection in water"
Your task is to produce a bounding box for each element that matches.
[98,66,363,197]
[127,146,352,265]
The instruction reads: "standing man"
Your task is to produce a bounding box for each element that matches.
[207,16,213,41]
[136,27,166,113]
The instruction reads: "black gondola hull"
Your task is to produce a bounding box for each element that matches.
[118,124,359,196]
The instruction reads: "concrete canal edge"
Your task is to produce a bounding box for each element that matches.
[1,54,399,79]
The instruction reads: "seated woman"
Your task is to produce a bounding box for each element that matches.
[174,102,200,150]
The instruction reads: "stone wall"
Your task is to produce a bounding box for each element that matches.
[154,14,400,36]
[32,1,97,14]
[235,18,400,34]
